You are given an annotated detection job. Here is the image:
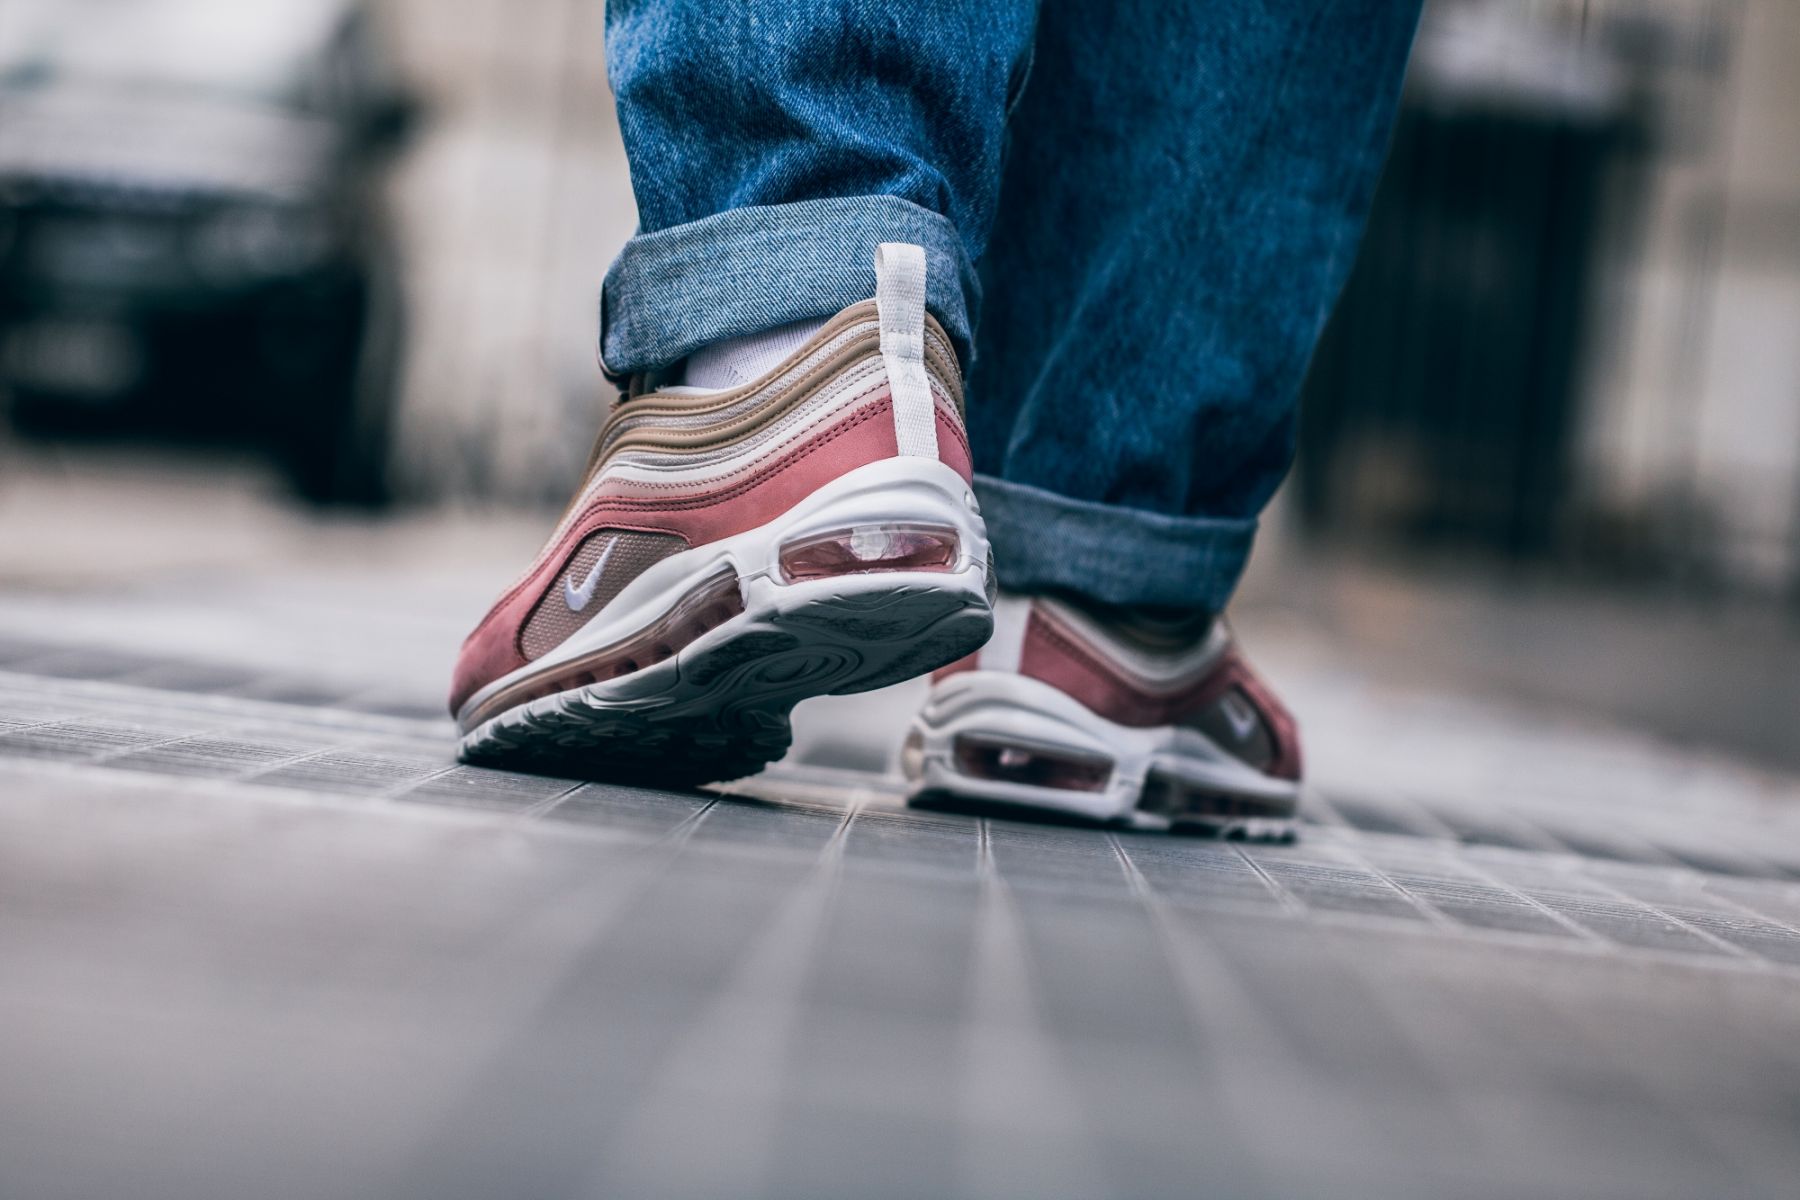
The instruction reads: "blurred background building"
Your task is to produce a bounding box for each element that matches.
[1302,0,1800,600]
[2,0,1798,758]
[373,0,1800,604]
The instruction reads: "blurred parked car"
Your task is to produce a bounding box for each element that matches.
[0,0,414,504]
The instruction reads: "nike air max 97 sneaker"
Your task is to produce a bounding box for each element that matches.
[450,244,994,786]
[904,592,1301,838]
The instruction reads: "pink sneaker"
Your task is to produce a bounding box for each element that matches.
[903,592,1302,837]
[451,244,993,786]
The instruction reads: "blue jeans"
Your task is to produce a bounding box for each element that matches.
[601,0,1420,613]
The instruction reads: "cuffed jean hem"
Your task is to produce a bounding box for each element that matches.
[599,196,978,378]
[973,475,1257,614]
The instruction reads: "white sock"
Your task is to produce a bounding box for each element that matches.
[679,317,828,390]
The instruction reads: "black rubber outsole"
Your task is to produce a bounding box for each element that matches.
[460,581,992,787]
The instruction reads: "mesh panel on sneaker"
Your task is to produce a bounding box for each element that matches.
[1182,685,1277,771]
[519,530,689,660]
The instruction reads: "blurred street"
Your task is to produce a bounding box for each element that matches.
[6,458,1800,1200]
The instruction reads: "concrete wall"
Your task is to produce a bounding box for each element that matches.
[1573,0,1800,589]
[375,0,636,504]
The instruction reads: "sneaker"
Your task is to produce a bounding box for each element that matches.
[450,244,994,786]
[902,592,1302,837]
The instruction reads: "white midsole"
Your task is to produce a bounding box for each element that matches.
[457,457,989,732]
[906,670,1298,824]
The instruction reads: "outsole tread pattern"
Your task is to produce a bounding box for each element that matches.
[461,582,991,787]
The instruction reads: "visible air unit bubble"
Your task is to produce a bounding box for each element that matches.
[778,523,958,583]
[952,735,1112,793]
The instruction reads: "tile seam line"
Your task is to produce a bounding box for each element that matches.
[1697,880,1800,939]
[0,670,445,735]
[519,781,607,819]
[0,754,660,848]
[9,747,1800,985]
[1562,865,1767,965]
[1656,884,1800,966]
[1223,842,1308,916]
[1414,842,1621,949]
[1482,850,1780,962]
[1321,791,1653,950]
[654,794,724,849]
[191,721,467,801]
[1297,831,1476,933]
[1088,848,1800,985]
[35,718,246,769]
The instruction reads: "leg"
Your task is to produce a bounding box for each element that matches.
[969,0,1422,613]
[906,0,1421,832]
[601,0,1039,377]
[452,1,1037,783]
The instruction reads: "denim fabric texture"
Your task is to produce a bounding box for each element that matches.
[601,0,1420,613]
[602,0,1037,372]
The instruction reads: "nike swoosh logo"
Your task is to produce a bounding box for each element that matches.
[563,535,619,613]
[1220,692,1260,743]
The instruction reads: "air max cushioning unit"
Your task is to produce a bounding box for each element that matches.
[450,244,994,785]
[905,593,1302,838]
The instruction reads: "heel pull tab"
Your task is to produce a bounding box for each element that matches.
[874,243,937,458]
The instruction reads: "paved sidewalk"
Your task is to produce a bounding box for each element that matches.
[2,469,1799,1198]
[5,570,1800,1200]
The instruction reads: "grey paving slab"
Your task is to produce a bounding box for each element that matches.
[1,619,1800,1200]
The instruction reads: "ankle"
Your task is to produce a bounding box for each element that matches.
[679,317,829,390]
[1035,591,1216,652]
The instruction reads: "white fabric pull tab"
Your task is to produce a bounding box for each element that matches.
[875,242,937,458]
